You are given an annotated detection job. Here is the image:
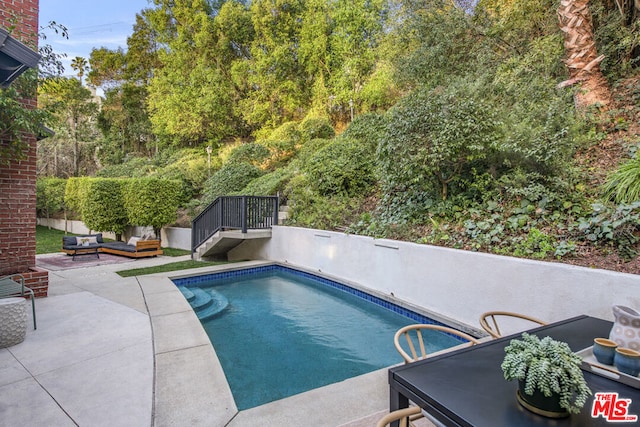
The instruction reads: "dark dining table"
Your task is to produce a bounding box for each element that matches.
[388,315,640,427]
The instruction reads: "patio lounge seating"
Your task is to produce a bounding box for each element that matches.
[62,234,102,260]
[100,238,163,258]
[62,234,163,259]
[0,273,36,329]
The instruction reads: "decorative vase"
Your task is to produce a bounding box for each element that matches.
[614,348,640,377]
[609,305,640,351]
[516,380,569,418]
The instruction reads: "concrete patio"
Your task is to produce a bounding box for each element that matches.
[0,253,404,426]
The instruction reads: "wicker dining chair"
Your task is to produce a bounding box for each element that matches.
[479,311,547,339]
[394,324,480,364]
[375,407,423,427]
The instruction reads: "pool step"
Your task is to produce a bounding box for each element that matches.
[178,287,195,302]
[190,288,215,311]
[197,290,229,321]
[178,286,229,320]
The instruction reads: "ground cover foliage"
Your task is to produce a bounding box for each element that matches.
[29,0,640,272]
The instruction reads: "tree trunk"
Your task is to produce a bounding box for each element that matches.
[557,0,612,110]
[72,114,80,177]
[54,144,58,176]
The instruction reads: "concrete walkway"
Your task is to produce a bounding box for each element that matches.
[1,254,396,426]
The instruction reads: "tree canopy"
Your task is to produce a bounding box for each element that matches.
[30,0,640,268]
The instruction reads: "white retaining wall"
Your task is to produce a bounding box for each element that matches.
[38,218,640,332]
[229,226,640,331]
[36,218,192,250]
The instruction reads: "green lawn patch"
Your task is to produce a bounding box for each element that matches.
[36,225,74,254]
[116,260,229,277]
[160,247,191,256]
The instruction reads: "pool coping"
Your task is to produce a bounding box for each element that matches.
[140,260,483,426]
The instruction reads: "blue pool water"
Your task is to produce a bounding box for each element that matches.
[173,265,466,410]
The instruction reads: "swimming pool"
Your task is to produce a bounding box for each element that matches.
[173,265,467,410]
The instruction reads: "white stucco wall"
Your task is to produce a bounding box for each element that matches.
[160,227,191,250]
[229,226,640,331]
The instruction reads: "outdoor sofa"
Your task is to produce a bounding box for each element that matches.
[62,233,163,259]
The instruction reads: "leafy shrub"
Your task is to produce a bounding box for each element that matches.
[183,198,203,219]
[36,178,67,219]
[298,116,335,141]
[82,178,128,235]
[577,202,640,260]
[512,228,556,259]
[378,87,500,213]
[464,211,508,252]
[153,149,212,201]
[462,196,582,258]
[491,35,565,104]
[338,112,386,151]
[266,121,302,144]
[296,138,332,163]
[96,156,155,178]
[602,156,640,204]
[305,138,375,197]
[285,175,366,230]
[591,4,640,80]
[259,139,298,169]
[0,69,46,165]
[495,96,580,178]
[359,61,401,112]
[203,162,264,204]
[154,169,203,205]
[255,122,304,167]
[227,142,271,166]
[241,167,295,197]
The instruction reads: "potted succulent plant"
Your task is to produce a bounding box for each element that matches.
[501,333,591,418]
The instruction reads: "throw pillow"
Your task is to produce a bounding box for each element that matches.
[127,236,141,246]
[76,236,98,246]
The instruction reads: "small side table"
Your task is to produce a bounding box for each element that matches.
[0,297,28,348]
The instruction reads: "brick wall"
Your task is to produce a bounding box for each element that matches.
[0,0,39,40]
[0,0,48,296]
[24,267,48,297]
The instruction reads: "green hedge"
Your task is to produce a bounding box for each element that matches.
[35,176,183,236]
[36,178,67,219]
[82,178,128,235]
[124,177,182,236]
[64,177,93,216]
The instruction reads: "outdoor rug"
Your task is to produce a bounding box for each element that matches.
[36,253,136,271]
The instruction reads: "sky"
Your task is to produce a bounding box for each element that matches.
[39,0,151,79]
